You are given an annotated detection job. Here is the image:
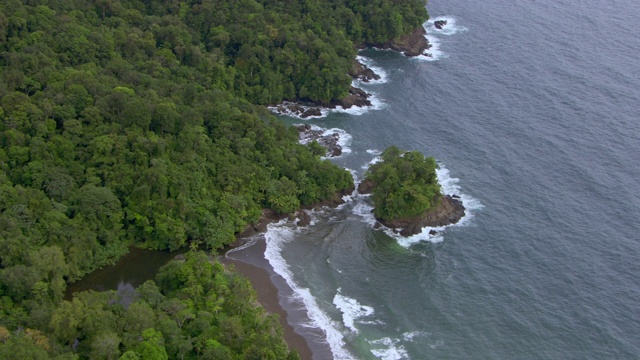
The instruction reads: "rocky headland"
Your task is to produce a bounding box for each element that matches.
[349,58,381,82]
[365,25,432,57]
[270,25,432,118]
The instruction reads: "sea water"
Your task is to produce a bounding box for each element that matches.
[255,0,640,358]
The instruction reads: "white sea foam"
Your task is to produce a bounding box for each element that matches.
[336,130,353,155]
[269,86,385,119]
[355,55,388,85]
[415,34,446,62]
[396,163,483,247]
[351,198,377,227]
[333,288,375,333]
[331,87,386,116]
[402,331,428,342]
[425,16,469,36]
[415,16,467,62]
[361,153,382,169]
[297,124,353,157]
[264,224,356,360]
[268,102,329,120]
[369,337,409,360]
[353,160,483,247]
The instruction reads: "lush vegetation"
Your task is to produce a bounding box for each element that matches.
[0,251,300,359]
[364,146,441,221]
[0,0,429,357]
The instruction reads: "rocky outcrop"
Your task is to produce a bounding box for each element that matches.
[358,179,465,236]
[434,20,447,30]
[331,86,372,109]
[381,195,465,236]
[270,86,371,119]
[357,178,375,194]
[271,103,323,119]
[369,26,431,57]
[297,124,343,157]
[349,59,381,83]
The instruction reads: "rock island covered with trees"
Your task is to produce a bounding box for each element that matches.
[0,0,431,358]
[358,147,465,236]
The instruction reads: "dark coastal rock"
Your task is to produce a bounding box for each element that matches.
[380,195,465,236]
[429,229,438,235]
[274,103,323,119]
[434,20,447,30]
[301,107,322,118]
[357,178,375,194]
[331,86,372,109]
[271,85,371,119]
[297,124,343,158]
[368,26,432,57]
[295,211,312,227]
[349,59,381,83]
[237,209,285,239]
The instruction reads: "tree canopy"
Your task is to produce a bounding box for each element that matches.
[1,251,300,359]
[0,0,429,357]
[364,146,441,221]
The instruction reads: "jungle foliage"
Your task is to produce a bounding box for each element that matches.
[1,251,300,359]
[0,0,428,357]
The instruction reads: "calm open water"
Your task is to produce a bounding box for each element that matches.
[261,0,640,358]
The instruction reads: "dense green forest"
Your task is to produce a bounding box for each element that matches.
[0,0,429,357]
[1,251,300,359]
[363,146,441,221]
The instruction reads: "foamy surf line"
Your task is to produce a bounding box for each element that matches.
[264,223,356,360]
[415,34,445,62]
[268,85,385,120]
[297,124,353,157]
[415,16,467,61]
[333,288,375,333]
[353,156,483,247]
[425,16,469,36]
[355,55,388,85]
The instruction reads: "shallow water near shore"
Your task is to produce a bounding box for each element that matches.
[249,0,640,358]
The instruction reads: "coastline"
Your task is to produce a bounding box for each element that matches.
[219,23,438,358]
[223,237,334,360]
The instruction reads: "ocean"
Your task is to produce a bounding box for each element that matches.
[228,0,640,358]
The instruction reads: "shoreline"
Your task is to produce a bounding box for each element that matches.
[223,237,334,360]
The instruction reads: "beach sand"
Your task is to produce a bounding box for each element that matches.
[223,237,334,360]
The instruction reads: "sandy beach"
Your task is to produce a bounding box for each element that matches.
[223,237,333,360]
